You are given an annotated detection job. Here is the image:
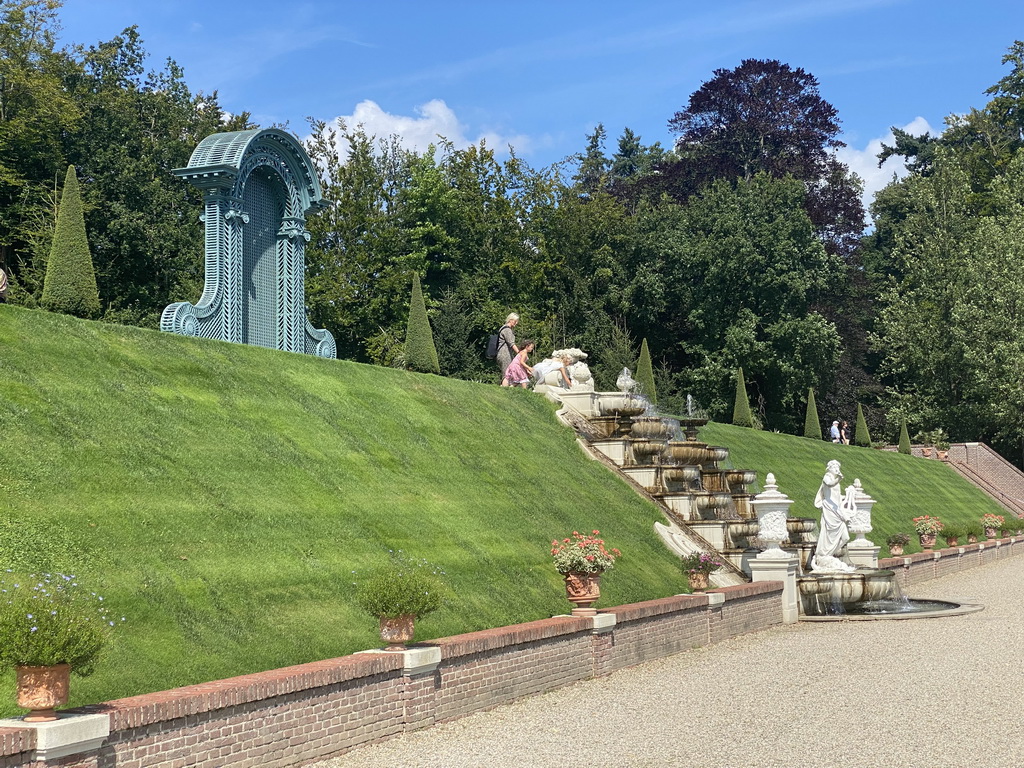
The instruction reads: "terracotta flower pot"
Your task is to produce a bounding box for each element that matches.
[918,533,937,549]
[564,572,602,616]
[945,537,959,547]
[985,526,998,539]
[379,614,415,650]
[16,664,71,722]
[688,571,710,591]
[889,544,905,556]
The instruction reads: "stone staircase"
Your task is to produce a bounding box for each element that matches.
[942,443,1024,518]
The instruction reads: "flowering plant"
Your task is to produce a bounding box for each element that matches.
[0,572,122,676]
[550,531,621,575]
[679,551,723,576]
[886,532,911,547]
[982,513,1005,530]
[355,551,447,620]
[912,516,943,535]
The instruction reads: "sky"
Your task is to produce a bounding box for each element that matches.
[55,0,1024,217]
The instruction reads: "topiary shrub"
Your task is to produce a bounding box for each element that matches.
[635,338,657,403]
[803,387,821,439]
[898,419,912,454]
[404,274,439,374]
[41,166,100,319]
[854,403,871,447]
[732,367,755,428]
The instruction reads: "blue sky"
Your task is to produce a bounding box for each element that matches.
[56,0,1024,212]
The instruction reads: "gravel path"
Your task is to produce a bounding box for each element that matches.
[314,559,1024,768]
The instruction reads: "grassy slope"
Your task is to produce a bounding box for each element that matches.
[699,421,1007,551]
[0,306,1009,713]
[0,306,683,714]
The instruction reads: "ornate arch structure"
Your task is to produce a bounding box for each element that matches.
[161,128,336,358]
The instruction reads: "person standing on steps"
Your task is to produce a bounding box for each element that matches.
[495,313,520,381]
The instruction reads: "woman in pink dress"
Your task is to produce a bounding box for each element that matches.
[501,340,535,388]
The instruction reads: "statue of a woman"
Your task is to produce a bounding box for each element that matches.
[811,460,856,572]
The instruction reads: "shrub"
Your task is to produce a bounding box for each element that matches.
[355,552,446,619]
[41,166,100,319]
[940,523,964,544]
[404,274,439,374]
[803,388,821,440]
[898,419,911,454]
[635,338,657,404]
[732,367,755,428]
[0,572,118,675]
[854,403,871,447]
[886,533,911,547]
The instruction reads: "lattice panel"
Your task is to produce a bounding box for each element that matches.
[242,171,283,349]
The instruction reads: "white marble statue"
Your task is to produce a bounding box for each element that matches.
[810,460,857,573]
[533,348,594,393]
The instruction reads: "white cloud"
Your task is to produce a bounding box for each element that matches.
[835,117,937,218]
[319,99,531,159]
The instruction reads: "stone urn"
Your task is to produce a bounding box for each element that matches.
[889,543,905,556]
[16,664,71,722]
[918,533,937,550]
[985,527,998,539]
[379,614,416,650]
[564,572,602,616]
[751,473,794,558]
[687,571,710,591]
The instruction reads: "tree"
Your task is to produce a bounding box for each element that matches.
[732,367,755,428]
[854,403,871,447]
[635,337,656,403]
[898,419,912,454]
[404,273,439,373]
[40,165,98,317]
[804,388,821,439]
[668,58,843,183]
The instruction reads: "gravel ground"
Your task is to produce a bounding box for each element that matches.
[314,559,1024,768]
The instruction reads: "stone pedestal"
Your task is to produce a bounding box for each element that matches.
[749,557,800,623]
[846,543,881,569]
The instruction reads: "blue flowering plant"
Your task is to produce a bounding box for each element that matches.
[354,552,447,620]
[0,572,122,676]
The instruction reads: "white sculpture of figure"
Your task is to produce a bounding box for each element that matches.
[534,348,594,393]
[810,460,857,573]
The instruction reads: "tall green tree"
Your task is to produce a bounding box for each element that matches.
[41,165,98,317]
[404,274,439,374]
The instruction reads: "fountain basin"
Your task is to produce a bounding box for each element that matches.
[597,393,647,417]
[662,465,701,484]
[631,416,674,440]
[704,446,729,464]
[802,599,984,621]
[666,441,708,465]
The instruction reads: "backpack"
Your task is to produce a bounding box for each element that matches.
[486,333,500,359]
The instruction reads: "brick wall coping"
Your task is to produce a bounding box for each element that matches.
[91,652,405,732]
[877,537,1016,569]
[431,615,590,659]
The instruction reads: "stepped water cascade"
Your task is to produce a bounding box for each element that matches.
[537,363,981,618]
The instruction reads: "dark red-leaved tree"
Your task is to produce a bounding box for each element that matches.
[668,58,843,181]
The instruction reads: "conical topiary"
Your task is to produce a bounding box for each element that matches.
[732,367,755,428]
[898,419,912,454]
[803,388,821,439]
[404,274,439,373]
[854,403,871,447]
[41,165,100,318]
[635,338,657,403]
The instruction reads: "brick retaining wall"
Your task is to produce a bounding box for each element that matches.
[0,583,782,768]
[4,538,1021,767]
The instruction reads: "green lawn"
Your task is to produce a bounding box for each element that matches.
[0,305,1010,714]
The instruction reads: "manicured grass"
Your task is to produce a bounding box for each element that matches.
[699,422,1007,555]
[0,305,1010,714]
[0,306,683,714]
